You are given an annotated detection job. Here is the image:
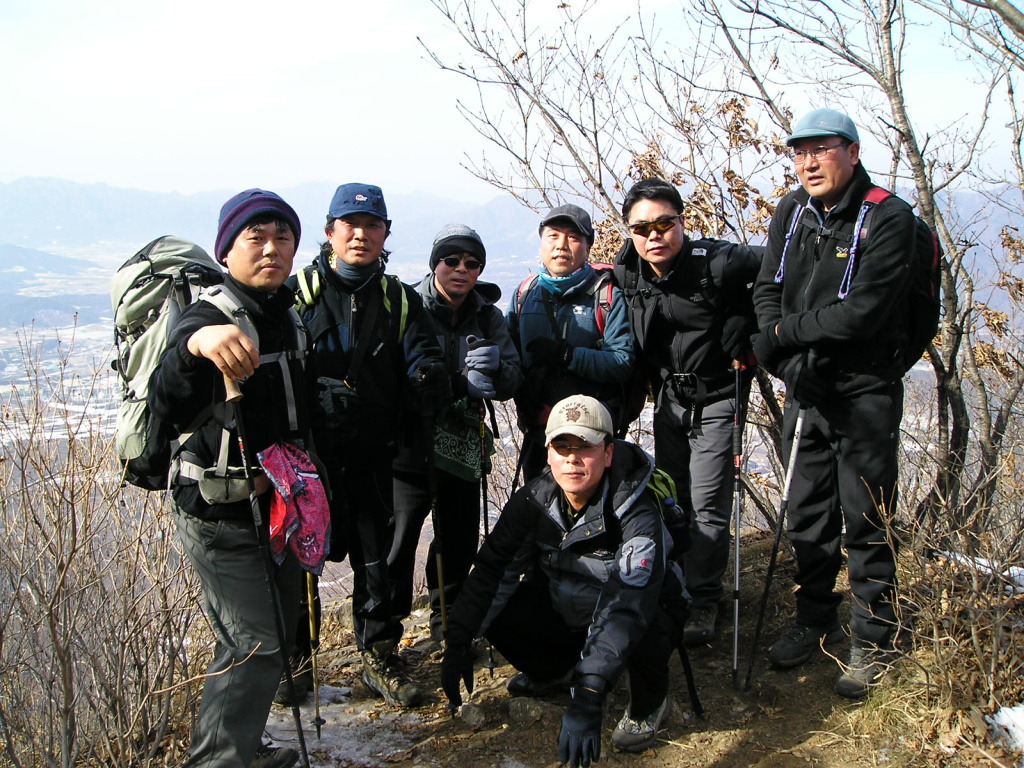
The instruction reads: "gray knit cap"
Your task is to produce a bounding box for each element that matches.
[430,223,486,272]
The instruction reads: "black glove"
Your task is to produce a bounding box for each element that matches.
[528,337,573,369]
[750,325,782,371]
[558,686,604,768]
[721,316,753,361]
[784,351,827,407]
[415,360,452,410]
[440,643,475,710]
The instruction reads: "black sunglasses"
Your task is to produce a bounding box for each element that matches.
[441,255,483,271]
[627,215,680,238]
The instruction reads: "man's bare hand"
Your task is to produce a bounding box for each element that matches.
[186,325,259,381]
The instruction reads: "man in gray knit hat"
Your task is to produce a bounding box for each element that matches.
[390,223,522,641]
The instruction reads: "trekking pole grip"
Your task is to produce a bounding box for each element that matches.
[223,374,243,403]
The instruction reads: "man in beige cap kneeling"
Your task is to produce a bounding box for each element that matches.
[441,395,685,767]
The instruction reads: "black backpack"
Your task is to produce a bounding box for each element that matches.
[855,187,942,372]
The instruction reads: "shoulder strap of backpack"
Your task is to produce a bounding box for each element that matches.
[380,274,409,342]
[199,284,259,346]
[838,186,893,300]
[687,239,727,310]
[294,264,321,312]
[515,274,539,316]
[592,270,614,335]
[773,192,810,285]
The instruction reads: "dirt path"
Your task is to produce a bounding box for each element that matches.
[267,534,984,768]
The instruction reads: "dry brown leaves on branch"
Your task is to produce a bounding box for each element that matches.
[974,339,1014,378]
[589,218,622,265]
[976,304,1010,337]
[1001,225,1024,264]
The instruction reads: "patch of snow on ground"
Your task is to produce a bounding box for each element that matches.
[264,685,442,768]
[987,704,1024,766]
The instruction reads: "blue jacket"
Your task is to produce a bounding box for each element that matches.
[507,264,634,425]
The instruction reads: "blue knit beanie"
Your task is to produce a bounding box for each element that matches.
[215,189,302,264]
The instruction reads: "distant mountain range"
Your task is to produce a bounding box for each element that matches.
[0,177,546,329]
[0,175,1009,332]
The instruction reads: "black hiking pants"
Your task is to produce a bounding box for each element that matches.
[389,465,481,637]
[486,582,677,720]
[782,380,902,648]
[293,459,403,656]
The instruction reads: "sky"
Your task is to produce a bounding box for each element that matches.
[0,0,510,201]
[0,0,1006,205]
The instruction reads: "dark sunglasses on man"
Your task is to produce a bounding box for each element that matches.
[627,215,680,239]
[441,255,483,271]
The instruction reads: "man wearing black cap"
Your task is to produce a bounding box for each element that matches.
[508,204,634,480]
[751,108,915,698]
[285,183,448,708]
[389,223,522,643]
[149,189,310,768]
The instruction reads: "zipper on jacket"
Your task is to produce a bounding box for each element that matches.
[800,207,826,311]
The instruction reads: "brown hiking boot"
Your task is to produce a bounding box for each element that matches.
[361,645,423,707]
[834,644,896,699]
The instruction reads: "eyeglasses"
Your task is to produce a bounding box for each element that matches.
[441,255,483,271]
[790,143,848,164]
[548,439,603,456]
[627,215,679,238]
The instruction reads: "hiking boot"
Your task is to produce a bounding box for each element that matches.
[361,646,423,707]
[611,696,672,752]
[768,621,844,669]
[683,604,718,646]
[834,645,896,699]
[273,656,312,707]
[251,742,299,768]
[505,670,573,697]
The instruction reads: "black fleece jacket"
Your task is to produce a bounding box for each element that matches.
[753,164,916,390]
[149,276,313,520]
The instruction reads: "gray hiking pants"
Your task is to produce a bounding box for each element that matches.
[175,510,301,767]
[654,389,742,609]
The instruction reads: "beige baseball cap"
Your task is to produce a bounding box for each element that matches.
[545,395,614,446]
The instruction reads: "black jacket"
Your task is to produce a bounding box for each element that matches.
[754,164,916,389]
[394,274,522,471]
[614,236,762,405]
[149,277,313,520]
[287,254,445,464]
[446,441,676,687]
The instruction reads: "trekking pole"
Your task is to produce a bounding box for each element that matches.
[306,572,325,739]
[731,360,744,691]
[424,411,449,640]
[477,400,496,677]
[477,400,492,541]
[223,376,310,768]
[743,402,808,692]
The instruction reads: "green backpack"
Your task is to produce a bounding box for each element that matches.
[111,236,226,489]
[111,236,309,493]
[646,466,692,561]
